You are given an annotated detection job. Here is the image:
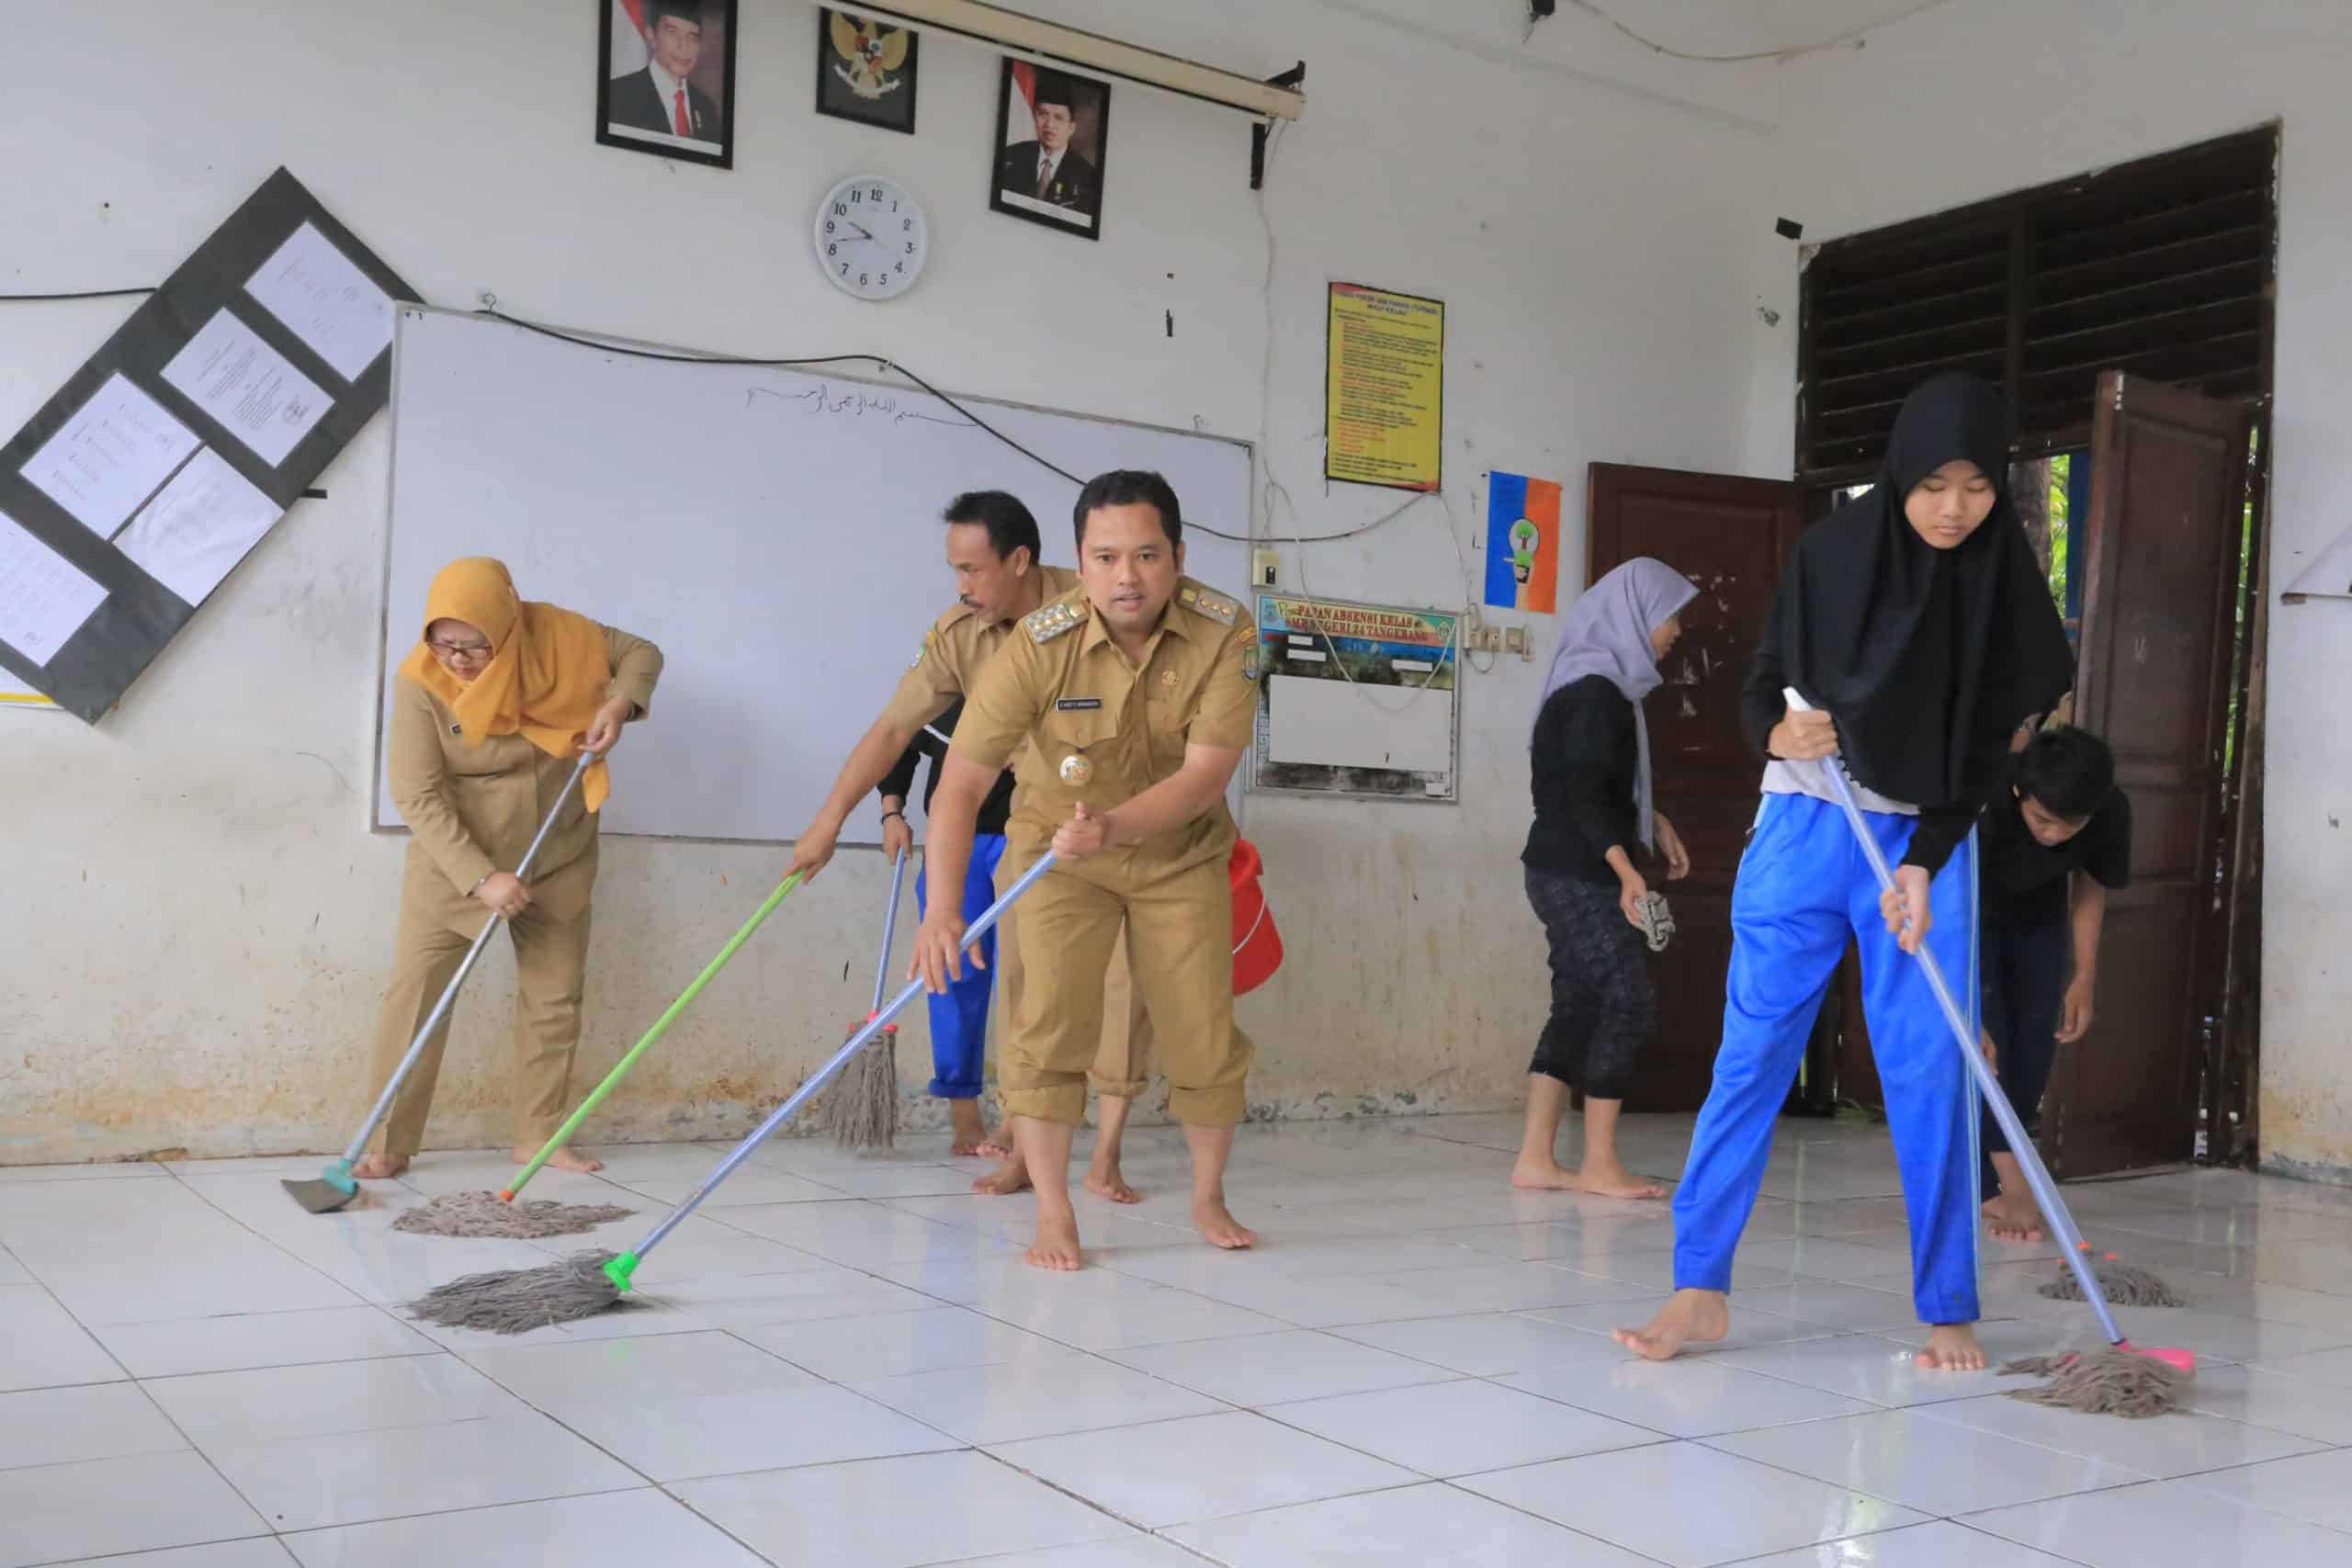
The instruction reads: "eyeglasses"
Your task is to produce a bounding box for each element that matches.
[427,640,493,662]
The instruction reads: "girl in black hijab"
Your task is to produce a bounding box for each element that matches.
[1615,373,2074,1372]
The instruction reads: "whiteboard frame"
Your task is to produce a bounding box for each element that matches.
[371,303,1256,845]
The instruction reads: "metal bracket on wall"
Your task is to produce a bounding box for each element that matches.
[1252,62,1307,190]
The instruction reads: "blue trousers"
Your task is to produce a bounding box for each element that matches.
[915,833,1008,1100]
[1672,792,1981,1325]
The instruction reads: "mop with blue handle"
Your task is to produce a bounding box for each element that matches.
[405,851,1058,1332]
[821,848,910,1151]
[1783,690,2193,1416]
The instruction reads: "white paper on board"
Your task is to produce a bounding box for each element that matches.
[0,510,107,666]
[19,373,200,538]
[244,221,395,383]
[115,447,284,608]
[160,309,331,468]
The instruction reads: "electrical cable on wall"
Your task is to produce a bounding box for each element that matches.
[1250,114,1489,716]
[0,287,158,301]
[1561,0,1953,63]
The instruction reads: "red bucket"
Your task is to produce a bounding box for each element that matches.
[1229,838,1283,996]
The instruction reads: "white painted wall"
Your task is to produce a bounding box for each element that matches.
[0,0,1778,1161]
[1751,0,2352,1179]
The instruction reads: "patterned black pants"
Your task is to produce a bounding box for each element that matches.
[1523,865,1655,1101]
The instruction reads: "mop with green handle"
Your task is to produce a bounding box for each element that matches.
[389,872,809,1240]
[282,750,597,1216]
[1784,691,2193,1416]
[503,872,809,1200]
[406,851,1058,1332]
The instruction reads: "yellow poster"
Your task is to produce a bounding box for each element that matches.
[1325,282,1444,491]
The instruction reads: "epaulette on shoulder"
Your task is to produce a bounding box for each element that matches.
[1024,598,1085,644]
[1179,583,1239,626]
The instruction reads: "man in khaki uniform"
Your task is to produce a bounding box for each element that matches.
[913,469,1259,1270]
[789,491,1154,1180]
[359,600,661,1179]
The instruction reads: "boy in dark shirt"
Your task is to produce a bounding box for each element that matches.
[1976,725,2132,1240]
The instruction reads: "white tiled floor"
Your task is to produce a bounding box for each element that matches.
[3,1113,2351,1565]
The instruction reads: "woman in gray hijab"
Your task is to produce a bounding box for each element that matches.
[1515,557,1698,1197]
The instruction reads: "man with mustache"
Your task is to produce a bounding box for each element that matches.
[791,491,1151,1188]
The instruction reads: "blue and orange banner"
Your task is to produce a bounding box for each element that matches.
[1484,470,1560,614]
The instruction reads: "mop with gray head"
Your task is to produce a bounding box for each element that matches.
[822,1027,900,1152]
[820,848,910,1153]
[408,1249,627,1333]
[391,1190,636,1240]
[2037,1255,2183,1308]
[2001,1346,2191,1418]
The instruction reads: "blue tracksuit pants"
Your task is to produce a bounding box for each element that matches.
[1671,791,1981,1325]
[915,832,1008,1100]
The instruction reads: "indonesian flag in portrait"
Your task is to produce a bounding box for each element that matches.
[1003,62,1038,142]
[610,0,651,75]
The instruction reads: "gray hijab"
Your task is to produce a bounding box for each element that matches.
[1532,557,1698,849]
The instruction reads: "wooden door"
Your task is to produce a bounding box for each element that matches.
[2044,372,2255,1177]
[1586,464,1804,1111]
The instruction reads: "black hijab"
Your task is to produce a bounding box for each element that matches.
[1772,372,2074,807]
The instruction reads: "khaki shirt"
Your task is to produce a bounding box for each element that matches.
[955,577,1259,870]
[879,565,1081,737]
[389,625,662,895]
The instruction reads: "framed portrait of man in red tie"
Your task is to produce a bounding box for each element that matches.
[989,62,1111,241]
[598,0,739,170]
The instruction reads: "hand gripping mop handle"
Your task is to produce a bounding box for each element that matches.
[504,871,808,1201]
[871,849,909,1017]
[1783,691,2126,1345]
[603,850,1057,1293]
[336,750,598,1174]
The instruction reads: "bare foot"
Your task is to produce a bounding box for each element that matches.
[1982,1191,2046,1243]
[1613,1288,1729,1360]
[1577,1161,1668,1201]
[973,1156,1032,1196]
[1025,1206,1083,1270]
[350,1153,408,1179]
[517,1145,604,1174]
[1084,1161,1141,1203]
[1511,1156,1581,1191]
[1193,1197,1257,1250]
[947,1102,1007,1157]
[1917,1323,1985,1371]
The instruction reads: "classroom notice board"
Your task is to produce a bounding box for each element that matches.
[379,306,1250,844]
[0,169,415,721]
[1324,282,1443,492]
[1250,592,1459,801]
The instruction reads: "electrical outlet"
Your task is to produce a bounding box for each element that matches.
[1250,549,1279,588]
[1504,626,1529,658]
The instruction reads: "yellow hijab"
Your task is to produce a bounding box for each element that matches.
[400,558,616,812]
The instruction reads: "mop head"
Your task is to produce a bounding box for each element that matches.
[407,1249,627,1334]
[391,1190,635,1240]
[821,1024,899,1153]
[2037,1257,2183,1308]
[2001,1347,2192,1418]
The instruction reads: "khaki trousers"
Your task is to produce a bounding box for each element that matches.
[994,843,1250,1127]
[366,843,597,1158]
[994,862,1155,1102]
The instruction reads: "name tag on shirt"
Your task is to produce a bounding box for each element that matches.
[1055,697,1102,711]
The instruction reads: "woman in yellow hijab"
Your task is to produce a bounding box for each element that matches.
[352,558,662,1179]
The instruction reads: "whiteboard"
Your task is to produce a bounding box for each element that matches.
[377,307,1250,842]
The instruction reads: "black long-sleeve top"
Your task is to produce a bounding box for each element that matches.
[878,697,1015,838]
[1522,675,1640,886]
[1737,644,1974,875]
